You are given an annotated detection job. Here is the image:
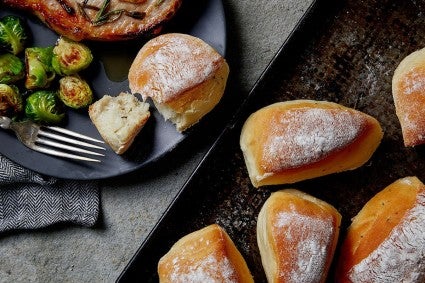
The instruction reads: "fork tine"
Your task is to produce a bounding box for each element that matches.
[38,129,106,150]
[44,126,104,144]
[32,144,101,162]
[4,117,105,162]
[36,137,105,156]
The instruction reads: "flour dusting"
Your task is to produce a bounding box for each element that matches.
[262,108,366,171]
[394,69,425,145]
[348,190,425,282]
[399,69,425,96]
[274,209,335,282]
[134,35,222,103]
[169,253,238,283]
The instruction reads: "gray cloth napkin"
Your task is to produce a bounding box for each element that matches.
[0,154,99,232]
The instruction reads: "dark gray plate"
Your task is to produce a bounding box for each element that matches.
[0,0,226,180]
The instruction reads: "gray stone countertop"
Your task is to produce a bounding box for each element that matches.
[0,0,314,282]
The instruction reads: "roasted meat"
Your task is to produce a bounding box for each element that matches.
[2,0,182,41]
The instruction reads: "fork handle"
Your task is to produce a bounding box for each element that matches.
[0,116,11,130]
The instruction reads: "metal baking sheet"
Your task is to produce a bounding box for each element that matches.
[118,0,425,281]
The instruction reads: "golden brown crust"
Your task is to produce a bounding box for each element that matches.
[257,189,341,283]
[240,100,383,187]
[128,33,229,132]
[335,176,425,282]
[392,47,425,146]
[3,0,182,41]
[158,224,253,283]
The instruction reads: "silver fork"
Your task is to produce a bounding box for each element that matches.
[0,116,105,162]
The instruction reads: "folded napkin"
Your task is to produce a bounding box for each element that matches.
[0,154,99,233]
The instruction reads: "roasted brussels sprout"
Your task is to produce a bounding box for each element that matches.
[25,46,56,89]
[0,83,23,117]
[25,90,65,124]
[0,53,25,84]
[0,15,28,55]
[52,37,93,76]
[58,75,93,109]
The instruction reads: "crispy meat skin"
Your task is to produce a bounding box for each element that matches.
[2,0,182,41]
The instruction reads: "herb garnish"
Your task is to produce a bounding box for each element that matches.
[56,0,76,15]
[155,0,165,6]
[73,0,146,26]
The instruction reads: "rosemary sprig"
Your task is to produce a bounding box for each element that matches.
[155,0,165,6]
[94,0,111,22]
[77,3,95,22]
[125,11,146,20]
[56,0,75,15]
[76,0,146,26]
[93,9,125,26]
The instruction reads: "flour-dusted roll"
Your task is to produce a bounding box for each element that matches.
[257,189,341,283]
[88,92,150,154]
[393,47,425,146]
[240,100,383,187]
[335,176,425,282]
[128,33,229,132]
[158,224,253,283]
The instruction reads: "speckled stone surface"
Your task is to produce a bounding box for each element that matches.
[0,1,314,282]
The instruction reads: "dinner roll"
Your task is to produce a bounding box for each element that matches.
[88,92,150,154]
[392,47,425,146]
[240,100,383,187]
[158,224,253,283]
[257,189,341,283]
[128,33,229,132]
[335,176,425,282]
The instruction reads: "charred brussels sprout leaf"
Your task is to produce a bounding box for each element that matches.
[0,53,25,84]
[25,90,65,124]
[0,15,28,55]
[58,75,93,108]
[0,83,23,117]
[52,37,93,75]
[25,46,56,89]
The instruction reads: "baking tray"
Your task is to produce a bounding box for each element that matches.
[118,0,425,281]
